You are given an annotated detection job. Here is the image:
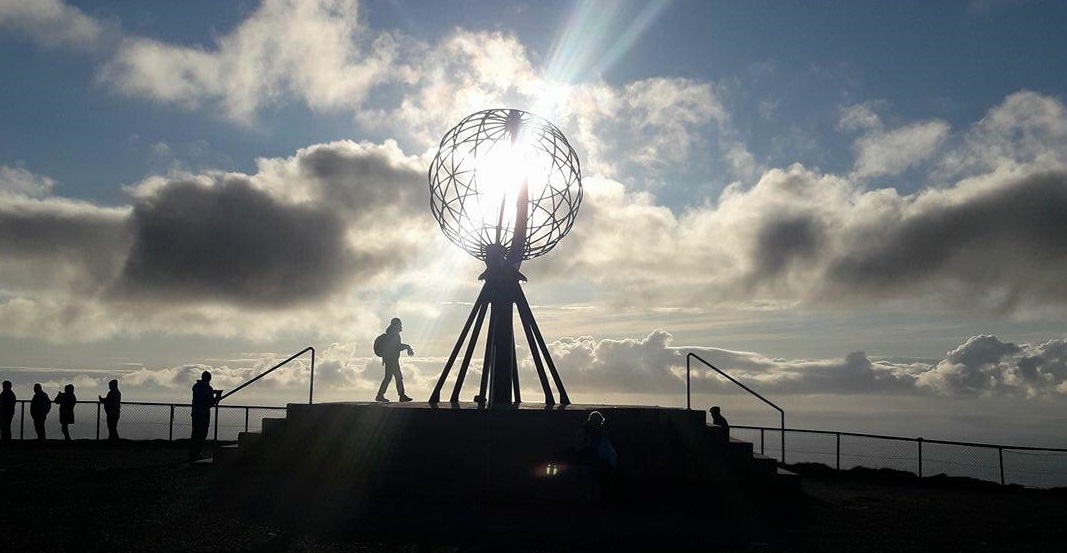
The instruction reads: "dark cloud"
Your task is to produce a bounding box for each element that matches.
[828,171,1067,306]
[753,215,823,278]
[296,142,425,217]
[113,177,357,307]
[0,198,127,291]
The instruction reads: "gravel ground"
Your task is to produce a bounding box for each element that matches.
[1,442,1063,552]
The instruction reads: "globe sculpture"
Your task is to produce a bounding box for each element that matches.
[428,109,583,407]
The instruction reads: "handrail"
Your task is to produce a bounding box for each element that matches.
[686,352,786,463]
[219,346,316,404]
[213,346,315,444]
[732,424,1067,486]
[733,425,1067,453]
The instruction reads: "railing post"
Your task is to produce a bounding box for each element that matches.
[836,432,841,470]
[169,405,175,441]
[998,447,1005,486]
[95,402,101,440]
[213,405,219,446]
[760,428,765,455]
[780,412,786,464]
[685,357,690,410]
[244,407,250,433]
[308,347,316,404]
[917,437,923,478]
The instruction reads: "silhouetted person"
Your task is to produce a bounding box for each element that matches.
[54,384,77,441]
[375,317,414,403]
[574,411,617,469]
[190,371,222,461]
[573,411,618,500]
[709,405,729,437]
[0,380,15,443]
[30,383,50,440]
[99,379,121,441]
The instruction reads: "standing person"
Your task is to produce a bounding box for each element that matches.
[374,317,414,403]
[54,384,77,441]
[99,379,122,441]
[0,380,15,443]
[189,371,222,461]
[30,383,50,440]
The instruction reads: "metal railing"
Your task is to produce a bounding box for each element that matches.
[8,400,286,442]
[213,346,315,443]
[734,425,1067,488]
[686,352,786,463]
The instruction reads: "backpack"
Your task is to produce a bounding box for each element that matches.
[373,333,388,357]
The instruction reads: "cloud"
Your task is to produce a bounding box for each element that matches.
[0,195,128,296]
[940,91,1067,178]
[549,330,918,397]
[547,330,1067,399]
[852,120,950,179]
[531,92,1067,313]
[0,140,432,342]
[112,177,358,306]
[917,334,1067,397]
[99,0,395,122]
[0,166,57,198]
[0,0,107,49]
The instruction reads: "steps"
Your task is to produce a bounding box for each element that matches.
[214,403,799,500]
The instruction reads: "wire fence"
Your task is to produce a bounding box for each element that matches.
[8,400,287,442]
[733,425,1067,489]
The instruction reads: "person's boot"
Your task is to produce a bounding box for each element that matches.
[399,395,413,402]
[375,395,390,403]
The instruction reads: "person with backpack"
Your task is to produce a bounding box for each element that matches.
[374,317,414,403]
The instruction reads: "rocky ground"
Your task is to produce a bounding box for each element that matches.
[0,442,1063,552]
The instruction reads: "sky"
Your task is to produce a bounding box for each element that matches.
[1,0,1066,445]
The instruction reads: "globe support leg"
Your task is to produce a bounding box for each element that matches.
[433,276,568,407]
[517,286,570,405]
[430,287,488,404]
[449,300,489,403]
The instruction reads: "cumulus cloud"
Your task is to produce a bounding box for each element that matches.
[45,330,1058,402]
[546,330,1067,399]
[549,330,918,397]
[917,334,1067,397]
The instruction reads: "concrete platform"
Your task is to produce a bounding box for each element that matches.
[222,401,783,504]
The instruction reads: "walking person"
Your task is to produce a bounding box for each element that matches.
[99,379,122,441]
[189,371,222,461]
[30,383,50,440]
[0,380,15,443]
[374,317,414,403]
[54,384,77,441]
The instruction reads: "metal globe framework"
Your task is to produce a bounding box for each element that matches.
[428,109,581,408]
[429,109,582,263]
